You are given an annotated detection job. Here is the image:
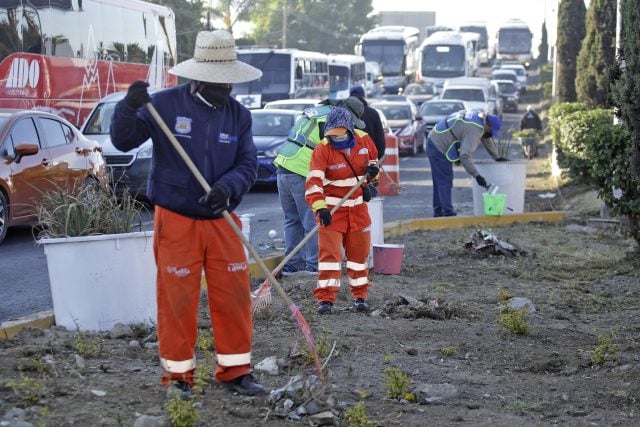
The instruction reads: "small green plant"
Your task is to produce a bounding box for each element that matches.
[441,346,458,357]
[35,406,49,427]
[195,329,214,352]
[356,389,370,399]
[382,354,393,364]
[130,322,153,339]
[344,402,377,427]
[301,332,330,366]
[17,356,50,373]
[513,128,543,138]
[590,332,620,366]
[192,352,215,395]
[74,330,103,358]
[5,374,44,405]
[493,128,514,159]
[497,289,512,303]
[384,366,411,399]
[165,397,199,427]
[498,308,531,335]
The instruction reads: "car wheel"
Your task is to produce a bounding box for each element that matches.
[0,191,8,245]
[421,135,428,153]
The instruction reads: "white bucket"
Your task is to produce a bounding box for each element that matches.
[367,197,384,267]
[239,215,251,259]
[471,160,527,215]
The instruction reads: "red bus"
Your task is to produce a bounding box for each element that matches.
[0,0,177,127]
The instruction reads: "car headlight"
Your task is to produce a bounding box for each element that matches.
[398,125,413,137]
[264,149,279,157]
[137,144,153,159]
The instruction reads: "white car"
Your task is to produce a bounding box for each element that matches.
[499,64,528,93]
[441,77,502,117]
[263,99,320,112]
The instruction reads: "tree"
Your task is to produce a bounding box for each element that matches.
[575,0,616,107]
[556,0,586,102]
[610,0,640,176]
[209,0,258,35]
[251,0,375,54]
[538,21,548,65]
[149,0,206,62]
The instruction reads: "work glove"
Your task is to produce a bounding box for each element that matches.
[475,175,488,189]
[124,80,151,109]
[198,184,229,215]
[362,183,378,202]
[316,208,332,227]
[365,164,379,179]
[495,157,509,162]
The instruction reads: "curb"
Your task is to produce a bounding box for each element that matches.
[0,211,565,340]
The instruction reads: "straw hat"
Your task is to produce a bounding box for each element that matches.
[169,30,262,84]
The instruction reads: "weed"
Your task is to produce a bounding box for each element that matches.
[384,366,410,399]
[356,389,370,399]
[382,354,393,364]
[17,356,50,373]
[498,308,531,335]
[193,352,215,395]
[498,289,512,303]
[5,374,44,405]
[344,402,377,427]
[74,331,103,358]
[441,346,458,357]
[35,406,49,427]
[165,397,199,427]
[130,322,153,339]
[301,332,330,366]
[590,332,620,366]
[195,329,214,352]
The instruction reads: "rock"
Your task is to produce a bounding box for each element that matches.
[309,411,335,426]
[255,356,279,376]
[303,398,324,415]
[133,415,170,427]
[144,342,159,350]
[508,297,536,313]
[129,340,141,348]
[110,323,132,339]
[269,375,305,402]
[413,383,459,403]
[90,389,107,397]
[75,354,85,369]
[564,224,597,235]
[2,408,26,421]
[305,375,322,394]
[406,347,418,356]
[42,354,55,364]
[283,399,294,410]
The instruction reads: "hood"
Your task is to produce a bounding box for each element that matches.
[253,135,287,153]
[89,134,152,156]
[462,101,488,113]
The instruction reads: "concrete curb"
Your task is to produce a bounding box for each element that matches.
[0,211,565,340]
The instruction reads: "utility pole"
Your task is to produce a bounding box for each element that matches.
[282,1,288,49]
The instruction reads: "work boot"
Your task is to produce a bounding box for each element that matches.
[317,301,333,314]
[166,381,194,400]
[351,298,369,313]
[225,374,266,396]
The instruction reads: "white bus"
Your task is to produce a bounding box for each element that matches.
[232,48,329,108]
[355,26,420,94]
[327,54,366,99]
[459,22,490,66]
[416,31,477,92]
[495,19,533,68]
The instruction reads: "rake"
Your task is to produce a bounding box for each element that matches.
[146,103,323,380]
[251,154,388,314]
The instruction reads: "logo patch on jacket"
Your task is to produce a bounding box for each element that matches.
[175,117,192,134]
[328,162,347,170]
[358,148,369,155]
[219,133,238,144]
[228,262,248,272]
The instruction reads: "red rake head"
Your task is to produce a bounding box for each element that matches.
[289,304,324,381]
[250,282,272,315]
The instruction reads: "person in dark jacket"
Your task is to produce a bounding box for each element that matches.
[110,30,266,399]
[520,105,542,131]
[349,85,386,159]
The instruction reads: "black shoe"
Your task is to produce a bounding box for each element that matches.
[351,298,369,313]
[317,301,333,314]
[225,374,266,396]
[166,381,193,400]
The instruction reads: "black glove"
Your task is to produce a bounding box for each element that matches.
[495,157,509,162]
[124,80,151,109]
[362,183,378,202]
[198,184,228,215]
[365,164,379,179]
[475,175,488,189]
[316,208,332,226]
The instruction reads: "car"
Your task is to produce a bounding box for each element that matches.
[441,77,503,118]
[490,69,521,93]
[250,109,300,185]
[402,82,436,106]
[81,91,161,202]
[378,94,414,104]
[499,64,528,93]
[0,109,107,244]
[263,99,320,111]
[370,100,422,156]
[492,79,520,112]
[416,99,470,151]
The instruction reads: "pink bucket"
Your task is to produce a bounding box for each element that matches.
[373,244,404,275]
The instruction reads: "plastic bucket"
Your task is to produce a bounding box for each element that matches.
[372,244,404,275]
[483,193,507,216]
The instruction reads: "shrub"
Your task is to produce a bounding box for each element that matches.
[384,367,410,399]
[548,102,588,147]
[513,128,543,138]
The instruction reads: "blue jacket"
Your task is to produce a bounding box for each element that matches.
[110,83,257,219]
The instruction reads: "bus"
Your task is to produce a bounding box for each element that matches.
[495,19,533,68]
[232,48,329,108]
[416,31,477,92]
[0,0,177,127]
[355,26,420,94]
[327,54,366,99]
[459,22,490,66]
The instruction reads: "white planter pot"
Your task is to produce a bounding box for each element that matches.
[471,160,527,215]
[39,231,157,331]
[366,197,384,267]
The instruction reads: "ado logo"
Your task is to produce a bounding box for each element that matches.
[6,57,40,88]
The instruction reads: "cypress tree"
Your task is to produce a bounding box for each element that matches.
[538,21,548,65]
[575,0,616,107]
[556,0,586,102]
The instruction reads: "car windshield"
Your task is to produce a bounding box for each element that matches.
[251,113,296,136]
[83,102,116,135]
[265,103,312,112]
[497,82,517,93]
[442,88,486,102]
[404,84,434,95]
[376,105,411,120]
[420,102,463,116]
[492,73,517,82]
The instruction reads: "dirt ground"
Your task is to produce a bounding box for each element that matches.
[1,208,639,426]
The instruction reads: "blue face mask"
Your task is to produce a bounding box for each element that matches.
[328,133,355,150]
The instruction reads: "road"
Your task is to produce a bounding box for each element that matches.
[0,100,526,323]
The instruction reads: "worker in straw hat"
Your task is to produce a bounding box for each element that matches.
[110,30,265,399]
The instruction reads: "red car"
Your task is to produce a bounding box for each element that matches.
[370,100,423,156]
[0,109,107,244]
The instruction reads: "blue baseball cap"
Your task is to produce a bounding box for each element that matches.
[350,85,365,98]
[486,114,502,138]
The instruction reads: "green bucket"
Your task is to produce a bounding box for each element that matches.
[483,193,507,216]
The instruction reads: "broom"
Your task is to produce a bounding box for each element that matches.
[251,154,388,314]
[146,103,324,380]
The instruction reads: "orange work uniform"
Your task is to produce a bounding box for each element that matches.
[305,129,378,303]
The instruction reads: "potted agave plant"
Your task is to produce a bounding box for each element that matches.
[513,128,543,159]
[36,184,156,331]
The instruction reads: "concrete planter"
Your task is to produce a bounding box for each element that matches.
[471,159,527,215]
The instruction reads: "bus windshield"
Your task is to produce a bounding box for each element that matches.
[459,26,488,49]
[498,29,532,54]
[362,40,405,75]
[234,53,291,95]
[421,45,466,78]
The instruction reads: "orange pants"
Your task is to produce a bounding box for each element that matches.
[314,226,372,303]
[154,207,252,386]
